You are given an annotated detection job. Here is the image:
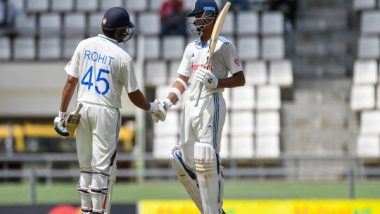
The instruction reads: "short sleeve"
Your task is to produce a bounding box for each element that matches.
[64,42,82,78]
[224,43,243,75]
[121,59,139,93]
[177,44,192,77]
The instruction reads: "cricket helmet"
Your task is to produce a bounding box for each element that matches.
[102,7,135,43]
[187,0,219,35]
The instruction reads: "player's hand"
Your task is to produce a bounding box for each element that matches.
[194,67,218,89]
[159,98,173,111]
[54,111,69,138]
[149,100,167,123]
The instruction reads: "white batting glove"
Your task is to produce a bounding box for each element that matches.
[194,67,218,89]
[54,111,69,138]
[149,100,167,123]
[160,98,173,111]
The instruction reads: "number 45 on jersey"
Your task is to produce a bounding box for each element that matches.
[81,66,110,95]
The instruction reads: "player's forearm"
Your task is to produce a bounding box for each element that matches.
[217,71,245,88]
[60,76,78,112]
[128,90,150,111]
[167,75,189,104]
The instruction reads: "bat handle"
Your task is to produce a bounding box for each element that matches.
[195,83,203,107]
[75,103,83,114]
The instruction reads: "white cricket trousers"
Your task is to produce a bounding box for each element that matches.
[180,93,226,168]
[76,102,121,173]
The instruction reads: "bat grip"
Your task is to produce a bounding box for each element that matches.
[195,83,203,107]
[75,103,83,114]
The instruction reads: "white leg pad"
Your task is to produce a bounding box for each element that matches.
[77,170,92,213]
[170,147,203,212]
[194,143,221,214]
[89,172,109,213]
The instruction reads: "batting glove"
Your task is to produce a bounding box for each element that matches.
[54,111,69,138]
[149,100,167,123]
[194,67,218,89]
[160,98,173,111]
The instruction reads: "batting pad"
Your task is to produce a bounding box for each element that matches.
[77,170,92,213]
[170,147,203,212]
[89,172,109,213]
[194,143,221,214]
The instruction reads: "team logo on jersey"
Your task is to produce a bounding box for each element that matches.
[102,18,107,25]
[234,58,240,66]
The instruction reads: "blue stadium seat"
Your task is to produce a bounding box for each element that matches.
[261,12,284,35]
[269,60,293,87]
[51,0,74,12]
[64,13,86,36]
[360,110,380,135]
[244,60,267,85]
[237,12,259,35]
[350,85,375,111]
[262,37,285,60]
[99,0,123,11]
[138,12,160,35]
[13,37,36,60]
[237,36,259,60]
[38,37,61,60]
[143,37,160,59]
[353,0,376,11]
[26,0,48,12]
[358,36,380,59]
[39,14,61,35]
[231,85,255,110]
[76,0,98,11]
[353,60,378,85]
[125,0,147,12]
[145,61,167,86]
[361,11,380,35]
[356,135,380,158]
[256,85,281,110]
[256,111,280,135]
[230,111,255,136]
[15,14,37,35]
[163,36,185,60]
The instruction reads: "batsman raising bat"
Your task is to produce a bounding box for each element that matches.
[155,0,245,213]
[53,7,166,214]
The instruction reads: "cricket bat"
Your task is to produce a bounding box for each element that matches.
[64,103,83,137]
[195,2,231,107]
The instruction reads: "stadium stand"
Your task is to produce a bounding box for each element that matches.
[1,0,379,188]
[0,0,295,175]
[352,3,380,161]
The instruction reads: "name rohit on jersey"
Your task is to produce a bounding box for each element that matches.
[84,49,114,65]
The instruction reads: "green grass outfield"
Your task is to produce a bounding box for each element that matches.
[0,180,379,205]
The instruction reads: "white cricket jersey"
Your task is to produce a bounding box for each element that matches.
[65,34,139,109]
[177,36,243,99]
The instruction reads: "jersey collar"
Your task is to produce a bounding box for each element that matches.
[195,38,209,49]
[98,34,119,45]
